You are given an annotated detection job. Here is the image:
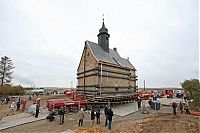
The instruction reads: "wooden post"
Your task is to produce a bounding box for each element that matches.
[84,46,86,94]
[100,63,102,95]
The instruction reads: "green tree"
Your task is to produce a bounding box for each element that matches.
[181,79,200,108]
[193,90,200,108]
[0,56,15,86]
[181,79,199,97]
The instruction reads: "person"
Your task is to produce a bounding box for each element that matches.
[148,99,153,106]
[141,100,148,114]
[17,96,21,103]
[137,97,141,110]
[35,103,40,118]
[104,105,109,126]
[7,102,15,116]
[36,98,41,106]
[21,98,26,111]
[183,93,187,101]
[172,102,177,115]
[29,95,32,101]
[95,106,100,124]
[16,101,20,111]
[107,108,114,130]
[4,97,10,104]
[78,108,85,126]
[90,108,95,127]
[46,110,56,122]
[179,101,183,113]
[185,101,191,115]
[58,107,65,125]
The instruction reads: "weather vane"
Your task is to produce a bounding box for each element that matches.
[102,14,104,22]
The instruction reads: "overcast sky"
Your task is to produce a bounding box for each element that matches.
[0,0,199,88]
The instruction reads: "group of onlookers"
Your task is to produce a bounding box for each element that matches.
[7,96,27,116]
[78,105,114,130]
[46,105,114,130]
[172,100,191,115]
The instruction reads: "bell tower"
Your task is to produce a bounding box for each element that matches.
[97,18,110,53]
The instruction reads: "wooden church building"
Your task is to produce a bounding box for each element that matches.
[77,21,137,96]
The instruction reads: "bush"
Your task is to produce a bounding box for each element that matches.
[0,85,24,97]
[181,79,200,109]
[193,90,200,110]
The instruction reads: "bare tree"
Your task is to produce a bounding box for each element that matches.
[0,56,15,86]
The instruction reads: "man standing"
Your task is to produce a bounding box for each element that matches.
[179,101,183,113]
[107,108,114,130]
[185,101,191,115]
[7,102,15,116]
[16,101,20,111]
[172,102,177,115]
[95,106,100,124]
[35,102,40,118]
[16,96,21,111]
[21,98,26,111]
[58,107,65,125]
[104,105,109,126]
[90,108,95,127]
[137,97,141,110]
[78,108,85,126]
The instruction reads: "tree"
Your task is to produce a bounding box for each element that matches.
[181,79,200,108]
[0,56,15,86]
[181,79,199,97]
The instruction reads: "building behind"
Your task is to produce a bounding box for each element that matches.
[77,21,137,96]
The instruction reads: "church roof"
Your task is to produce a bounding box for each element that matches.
[87,41,136,70]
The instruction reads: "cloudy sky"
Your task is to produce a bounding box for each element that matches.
[0,0,199,88]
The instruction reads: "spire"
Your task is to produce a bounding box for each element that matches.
[97,15,110,53]
[99,16,108,33]
[102,14,105,28]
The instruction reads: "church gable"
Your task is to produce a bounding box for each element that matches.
[77,42,98,74]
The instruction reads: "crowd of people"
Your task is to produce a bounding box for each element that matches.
[172,100,191,115]
[46,105,114,130]
[4,93,193,131]
[7,96,27,116]
[137,94,192,117]
[79,105,114,130]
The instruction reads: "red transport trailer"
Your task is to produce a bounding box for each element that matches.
[133,92,154,100]
[47,90,154,113]
[46,98,89,113]
[64,89,75,95]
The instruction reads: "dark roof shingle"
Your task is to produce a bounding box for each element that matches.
[87,41,136,70]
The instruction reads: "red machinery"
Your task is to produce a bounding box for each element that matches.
[47,90,155,113]
[133,92,154,100]
[47,91,88,113]
[64,89,75,95]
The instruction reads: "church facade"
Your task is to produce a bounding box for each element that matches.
[77,21,137,96]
